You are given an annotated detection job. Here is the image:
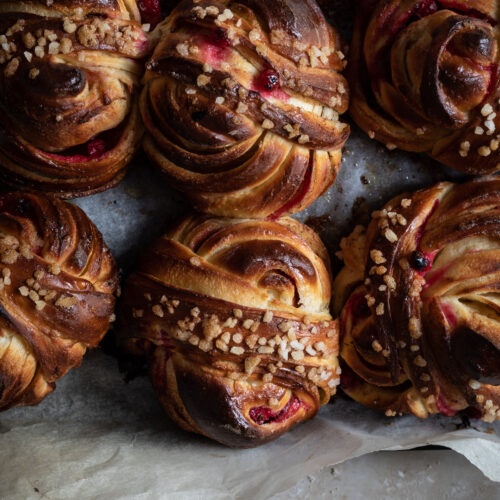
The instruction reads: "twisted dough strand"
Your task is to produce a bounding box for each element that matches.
[0,0,150,197]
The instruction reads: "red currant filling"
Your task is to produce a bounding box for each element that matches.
[250,68,289,101]
[440,301,457,327]
[413,0,438,20]
[256,69,280,91]
[138,0,162,28]
[421,261,448,289]
[43,124,123,163]
[199,30,232,67]
[249,396,307,425]
[436,395,457,416]
[269,159,312,219]
[410,199,440,278]
[438,1,497,25]
[411,250,432,272]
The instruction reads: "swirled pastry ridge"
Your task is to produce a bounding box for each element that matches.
[141,0,349,218]
[118,215,340,447]
[0,192,118,410]
[349,0,500,174]
[0,0,153,197]
[334,177,500,422]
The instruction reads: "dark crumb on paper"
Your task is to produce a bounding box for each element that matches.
[454,413,472,430]
[34,488,40,493]
[351,196,370,226]
[305,214,331,234]
[360,175,369,185]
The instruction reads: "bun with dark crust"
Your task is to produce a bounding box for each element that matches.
[141,0,349,218]
[349,0,500,174]
[0,192,118,410]
[334,176,500,422]
[118,214,340,447]
[0,0,153,197]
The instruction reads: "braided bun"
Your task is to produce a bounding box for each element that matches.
[335,177,500,422]
[0,0,152,197]
[0,192,118,410]
[119,214,339,447]
[349,0,500,174]
[141,0,349,217]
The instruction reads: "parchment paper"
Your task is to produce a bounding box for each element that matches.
[1,1,499,494]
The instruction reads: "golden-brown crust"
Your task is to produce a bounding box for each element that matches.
[118,214,339,447]
[0,192,118,410]
[0,1,142,19]
[349,0,500,174]
[141,0,349,218]
[334,176,500,422]
[0,1,150,198]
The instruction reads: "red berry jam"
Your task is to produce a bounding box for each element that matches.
[250,68,289,101]
[413,0,438,20]
[436,396,457,416]
[258,69,280,91]
[199,30,232,67]
[138,0,162,28]
[87,139,107,158]
[411,250,431,272]
[45,135,113,163]
[249,396,306,425]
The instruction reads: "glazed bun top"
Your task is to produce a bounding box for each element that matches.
[0,0,151,197]
[349,0,500,174]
